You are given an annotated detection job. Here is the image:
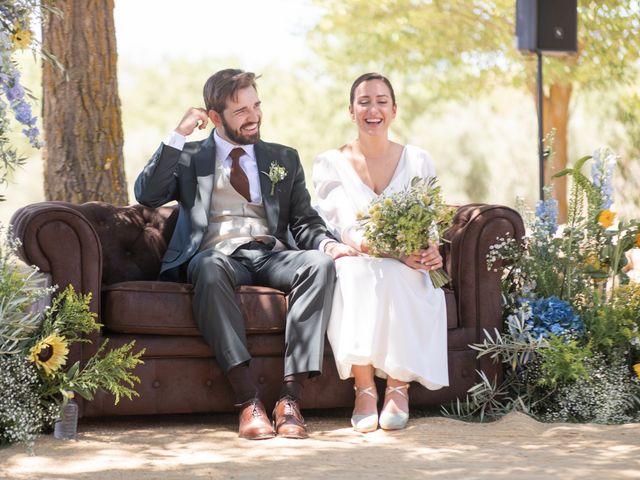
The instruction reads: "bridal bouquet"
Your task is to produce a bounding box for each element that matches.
[358,176,455,288]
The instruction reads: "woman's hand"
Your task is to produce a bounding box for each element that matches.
[401,243,443,271]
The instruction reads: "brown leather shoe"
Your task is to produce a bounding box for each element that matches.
[238,398,275,440]
[272,396,308,439]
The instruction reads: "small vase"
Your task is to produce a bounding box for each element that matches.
[54,398,79,440]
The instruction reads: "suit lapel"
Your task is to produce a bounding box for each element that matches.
[194,131,216,220]
[255,141,280,232]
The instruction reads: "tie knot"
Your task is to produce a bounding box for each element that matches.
[230,147,245,163]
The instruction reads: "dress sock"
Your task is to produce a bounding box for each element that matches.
[227,364,259,406]
[279,373,307,401]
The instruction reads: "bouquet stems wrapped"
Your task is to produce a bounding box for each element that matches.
[359,176,454,289]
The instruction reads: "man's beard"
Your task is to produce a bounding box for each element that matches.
[221,115,261,145]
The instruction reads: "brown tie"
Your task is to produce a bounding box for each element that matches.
[229,147,251,202]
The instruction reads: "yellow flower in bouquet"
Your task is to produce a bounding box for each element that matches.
[634,363,640,379]
[597,209,615,229]
[636,233,640,248]
[29,334,69,375]
[360,176,454,288]
[11,24,32,50]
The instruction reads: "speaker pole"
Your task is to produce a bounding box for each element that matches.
[536,50,544,201]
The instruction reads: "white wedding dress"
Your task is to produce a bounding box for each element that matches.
[313,145,449,390]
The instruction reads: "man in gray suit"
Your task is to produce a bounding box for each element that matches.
[135,69,357,440]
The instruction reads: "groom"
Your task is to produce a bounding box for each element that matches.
[135,69,356,440]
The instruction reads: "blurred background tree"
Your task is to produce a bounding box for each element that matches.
[309,0,640,221]
[42,0,128,204]
[0,0,638,223]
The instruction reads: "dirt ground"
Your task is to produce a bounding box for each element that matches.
[1,411,639,480]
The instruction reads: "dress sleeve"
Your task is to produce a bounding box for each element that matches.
[312,152,366,251]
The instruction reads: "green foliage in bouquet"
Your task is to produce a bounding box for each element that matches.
[358,176,455,288]
[0,227,145,449]
[444,148,640,424]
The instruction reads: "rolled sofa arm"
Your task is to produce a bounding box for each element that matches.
[443,203,525,345]
[10,201,104,359]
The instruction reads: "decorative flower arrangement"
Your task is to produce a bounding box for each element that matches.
[445,148,640,423]
[0,1,61,198]
[261,161,287,195]
[0,226,145,450]
[357,176,455,288]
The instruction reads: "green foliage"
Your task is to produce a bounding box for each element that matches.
[44,340,145,405]
[32,285,145,405]
[38,285,99,344]
[446,149,640,424]
[1,267,145,448]
[537,335,591,387]
[0,225,54,354]
[311,1,640,105]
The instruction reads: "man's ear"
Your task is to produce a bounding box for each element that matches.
[208,110,222,129]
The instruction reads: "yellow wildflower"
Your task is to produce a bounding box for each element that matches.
[584,254,600,269]
[634,363,640,379]
[597,209,615,229]
[29,334,69,375]
[383,198,393,206]
[11,25,32,50]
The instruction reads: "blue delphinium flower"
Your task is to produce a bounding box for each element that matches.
[525,296,584,339]
[534,196,558,237]
[1,28,42,150]
[591,149,615,210]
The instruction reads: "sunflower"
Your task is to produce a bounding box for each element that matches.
[634,363,640,380]
[29,334,69,375]
[597,209,615,229]
[11,25,32,50]
[636,233,640,248]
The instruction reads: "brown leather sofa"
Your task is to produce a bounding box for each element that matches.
[11,201,524,417]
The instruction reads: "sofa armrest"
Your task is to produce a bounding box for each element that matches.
[10,201,105,359]
[443,203,525,342]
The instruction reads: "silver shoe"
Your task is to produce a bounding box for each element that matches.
[351,386,378,433]
[379,384,410,430]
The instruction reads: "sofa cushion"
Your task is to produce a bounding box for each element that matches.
[102,281,287,335]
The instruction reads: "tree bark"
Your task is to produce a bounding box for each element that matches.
[42,0,128,204]
[543,83,572,224]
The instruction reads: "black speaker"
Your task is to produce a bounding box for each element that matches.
[516,0,578,54]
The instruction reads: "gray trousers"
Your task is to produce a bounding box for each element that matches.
[187,243,336,377]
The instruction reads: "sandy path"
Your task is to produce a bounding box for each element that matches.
[1,412,639,480]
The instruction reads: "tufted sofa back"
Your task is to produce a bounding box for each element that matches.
[65,202,179,285]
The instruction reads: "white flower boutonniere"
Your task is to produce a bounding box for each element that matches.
[262,161,287,195]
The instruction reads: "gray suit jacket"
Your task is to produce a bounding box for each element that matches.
[134,130,334,280]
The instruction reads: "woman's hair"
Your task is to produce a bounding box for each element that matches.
[203,69,258,113]
[349,73,396,106]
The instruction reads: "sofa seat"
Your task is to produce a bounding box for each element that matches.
[103,282,287,335]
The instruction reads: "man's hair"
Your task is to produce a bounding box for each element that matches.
[203,69,258,113]
[349,72,396,106]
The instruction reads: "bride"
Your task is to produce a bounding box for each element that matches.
[313,73,449,432]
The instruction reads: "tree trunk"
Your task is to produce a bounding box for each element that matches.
[42,0,128,204]
[542,83,572,224]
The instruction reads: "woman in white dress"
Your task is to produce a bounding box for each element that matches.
[313,73,449,432]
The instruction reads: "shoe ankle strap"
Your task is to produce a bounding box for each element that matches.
[385,384,410,399]
[354,385,378,399]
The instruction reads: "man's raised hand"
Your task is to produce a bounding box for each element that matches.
[175,107,209,137]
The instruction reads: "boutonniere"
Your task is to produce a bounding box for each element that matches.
[261,161,287,195]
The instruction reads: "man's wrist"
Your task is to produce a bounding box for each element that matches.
[163,131,186,151]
